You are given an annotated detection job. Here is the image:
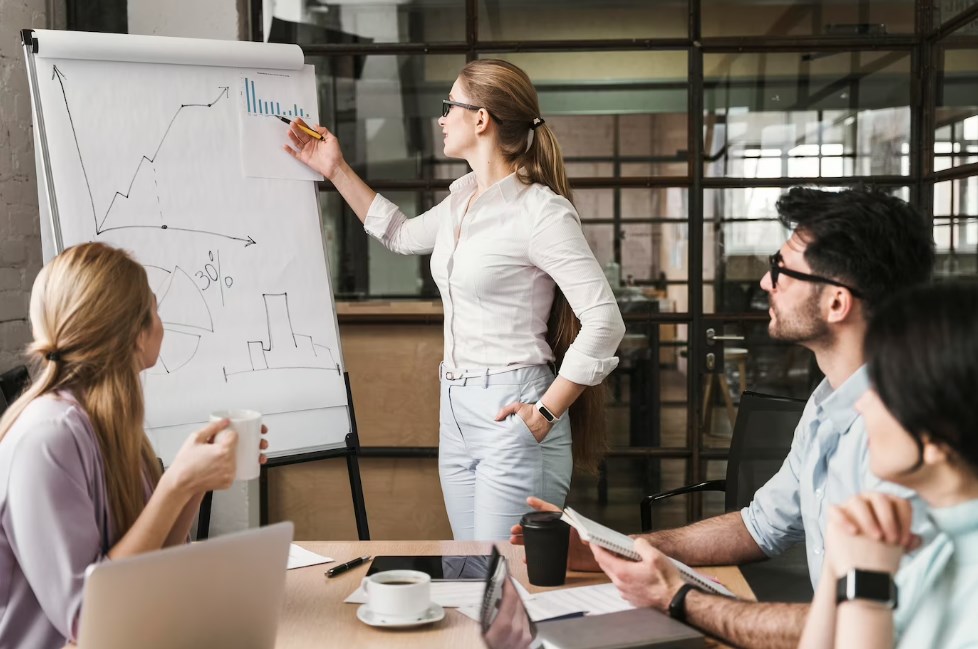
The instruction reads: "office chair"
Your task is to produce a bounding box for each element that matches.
[0,365,31,417]
[640,390,813,603]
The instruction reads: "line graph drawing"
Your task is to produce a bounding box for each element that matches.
[52,65,257,247]
[145,264,214,374]
[223,292,341,382]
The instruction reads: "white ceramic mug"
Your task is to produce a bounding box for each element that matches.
[209,409,262,481]
[361,570,431,620]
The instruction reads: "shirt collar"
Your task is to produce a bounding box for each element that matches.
[448,170,524,204]
[813,365,869,435]
[929,498,978,563]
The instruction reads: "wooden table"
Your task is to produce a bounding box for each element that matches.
[279,540,755,649]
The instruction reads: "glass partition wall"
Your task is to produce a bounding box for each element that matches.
[258,0,978,531]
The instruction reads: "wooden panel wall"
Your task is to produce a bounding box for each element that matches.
[266,312,452,540]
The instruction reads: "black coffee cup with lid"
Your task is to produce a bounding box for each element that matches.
[520,511,570,586]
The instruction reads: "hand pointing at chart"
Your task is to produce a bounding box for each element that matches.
[282,118,343,180]
[282,118,377,221]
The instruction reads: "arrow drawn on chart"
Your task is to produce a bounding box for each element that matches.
[52,66,257,248]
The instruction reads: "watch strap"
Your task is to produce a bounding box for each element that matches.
[835,569,898,609]
[535,401,559,423]
[668,583,701,622]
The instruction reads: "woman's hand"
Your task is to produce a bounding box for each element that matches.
[495,402,552,443]
[282,118,345,180]
[259,423,270,465]
[825,493,920,579]
[161,419,239,498]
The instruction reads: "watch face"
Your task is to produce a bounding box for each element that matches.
[857,570,895,601]
[536,404,555,422]
[837,569,897,607]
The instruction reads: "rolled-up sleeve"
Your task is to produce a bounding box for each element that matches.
[4,412,104,642]
[740,416,809,557]
[529,199,626,386]
[363,193,444,255]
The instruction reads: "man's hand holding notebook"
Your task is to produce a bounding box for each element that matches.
[560,507,735,598]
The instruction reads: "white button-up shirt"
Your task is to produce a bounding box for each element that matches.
[363,172,625,386]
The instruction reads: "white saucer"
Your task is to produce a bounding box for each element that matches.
[356,603,445,628]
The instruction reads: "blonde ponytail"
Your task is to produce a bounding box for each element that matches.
[0,243,162,537]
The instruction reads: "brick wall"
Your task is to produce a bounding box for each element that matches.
[0,0,50,373]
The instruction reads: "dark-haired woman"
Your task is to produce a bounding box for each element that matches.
[284,59,625,541]
[799,281,978,649]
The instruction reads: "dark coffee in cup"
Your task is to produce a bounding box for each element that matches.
[384,580,420,585]
[520,511,570,586]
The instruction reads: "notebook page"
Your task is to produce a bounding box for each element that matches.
[561,507,735,598]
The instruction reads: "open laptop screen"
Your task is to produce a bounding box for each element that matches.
[480,547,542,649]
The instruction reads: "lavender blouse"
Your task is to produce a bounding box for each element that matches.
[0,393,117,649]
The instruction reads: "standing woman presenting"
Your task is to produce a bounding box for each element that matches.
[285,59,625,541]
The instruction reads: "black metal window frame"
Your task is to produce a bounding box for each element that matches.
[251,0,978,520]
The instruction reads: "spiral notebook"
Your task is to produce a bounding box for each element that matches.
[560,507,735,598]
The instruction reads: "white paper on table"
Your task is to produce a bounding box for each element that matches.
[238,65,324,181]
[456,579,544,622]
[459,583,635,623]
[287,544,333,570]
[345,581,485,608]
[524,583,633,621]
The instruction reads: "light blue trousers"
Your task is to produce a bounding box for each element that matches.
[438,364,573,541]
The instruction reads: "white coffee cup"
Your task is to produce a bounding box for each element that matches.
[209,409,262,481]
[360,570,431,620]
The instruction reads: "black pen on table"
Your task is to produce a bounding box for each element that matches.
[326,555,371,578]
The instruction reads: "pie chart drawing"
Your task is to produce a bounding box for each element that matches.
[144,264,213,374]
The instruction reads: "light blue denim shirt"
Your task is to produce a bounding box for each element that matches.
[740,366,932,587]
[894,498,978,648]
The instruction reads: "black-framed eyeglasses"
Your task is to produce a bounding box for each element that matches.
[442,99,483,117]
[768,252,864,298]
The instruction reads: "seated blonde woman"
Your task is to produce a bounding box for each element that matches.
[0,243,267,649]
[799,281,978,649]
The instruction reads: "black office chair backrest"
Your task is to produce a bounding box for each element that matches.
[724,390,807,513]
[0,365,31,418]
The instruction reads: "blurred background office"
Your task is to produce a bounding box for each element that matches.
[0,0,975,541]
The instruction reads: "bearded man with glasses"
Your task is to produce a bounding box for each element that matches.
[513,186,936,649]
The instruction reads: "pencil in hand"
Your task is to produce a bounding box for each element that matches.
[276,115,324,141]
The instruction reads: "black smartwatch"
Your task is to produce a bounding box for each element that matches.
[668,583,701,623]
[835,569,898,609]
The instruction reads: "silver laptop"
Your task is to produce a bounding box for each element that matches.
[77,522,293,649]
[481,547,705,649]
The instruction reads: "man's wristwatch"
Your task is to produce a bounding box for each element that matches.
[535,401,559,424]
[668,583,701,623]
[835,569,898,609]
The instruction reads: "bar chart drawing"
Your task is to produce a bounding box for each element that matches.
[243,75,309,118]
[237,67,321,181]
[223,292,341,381]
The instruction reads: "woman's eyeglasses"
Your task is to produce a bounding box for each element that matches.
[442,99,484,117]
[441,99,497,122]
[768,251,864,298]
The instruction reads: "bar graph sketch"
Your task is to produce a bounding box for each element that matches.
[243,75,310,118]
[223,292,341,382]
